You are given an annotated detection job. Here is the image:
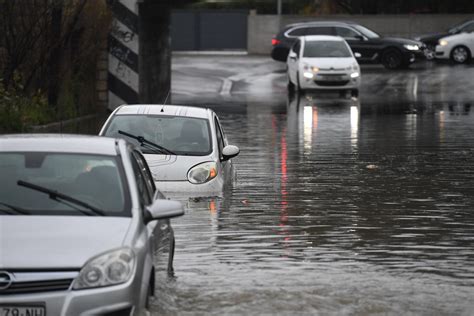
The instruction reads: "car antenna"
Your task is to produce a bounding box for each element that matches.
[161,90,170,112]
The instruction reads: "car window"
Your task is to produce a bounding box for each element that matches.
[130,152,152,207]
[462,22,474,32]
[214,117,225,157]
[0,152,129,216]
[303,40,352,58]
[292,40,301,56]
[133,150,155,195]
[288,27,306,37]
[335,27,360,38]
[304,26,335,36]
[103,115,212,156]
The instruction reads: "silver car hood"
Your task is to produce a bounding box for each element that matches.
[0,216,131,269]
[145,154,214,181]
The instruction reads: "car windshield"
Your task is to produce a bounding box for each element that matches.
[103,115,212,156]
[352,25,380,39]
[303,40,352,58]
[0,153,128,216]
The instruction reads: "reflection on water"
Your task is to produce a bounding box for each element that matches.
[153,93,474,315]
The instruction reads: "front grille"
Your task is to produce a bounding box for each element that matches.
[0,279,73,295]
[315,80,350,86]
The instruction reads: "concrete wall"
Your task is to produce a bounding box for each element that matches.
[248,14,474,54]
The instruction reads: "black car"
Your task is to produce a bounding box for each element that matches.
[415,19,474,60]
[271,21,425,69]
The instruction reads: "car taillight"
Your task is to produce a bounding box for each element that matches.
[272,38,281,46]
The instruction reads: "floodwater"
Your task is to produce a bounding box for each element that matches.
[151,92,474,315]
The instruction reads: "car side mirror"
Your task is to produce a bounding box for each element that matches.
[354,35,365,41]
[222,145,240,161]
[288,51,297,61]
[145,199,184,224]
[354,52,362,59]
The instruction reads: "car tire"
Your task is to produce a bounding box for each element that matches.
[450,45,471,64]
[424,45,436,61]
[381,48,403,69]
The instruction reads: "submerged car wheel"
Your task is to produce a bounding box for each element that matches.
[451,46,471,64]
[381,48,403,69]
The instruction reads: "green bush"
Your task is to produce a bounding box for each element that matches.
[0,81,52,133]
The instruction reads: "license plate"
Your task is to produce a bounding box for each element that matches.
[319,75,344,81]
[0,306,45,316]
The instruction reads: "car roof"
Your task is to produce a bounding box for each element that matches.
[285,20,357,29]
[113,104,212,119]
[0,134,122,156]
[302,35,345,42]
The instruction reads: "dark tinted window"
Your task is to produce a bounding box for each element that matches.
[335,27,360,38]
[292,40,301,56]
[303,40,352,58]
[288,28,306,36]
[304,26,335,36]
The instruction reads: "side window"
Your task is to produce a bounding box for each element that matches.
[130,152,152,207]
[335,27,360,39]
[214,118,225,157]
[304,26,335,36]
[292,40,301,57]
[133,151,155,195]
[288,27,306,37]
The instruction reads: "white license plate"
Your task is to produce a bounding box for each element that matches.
[0,306,45,316]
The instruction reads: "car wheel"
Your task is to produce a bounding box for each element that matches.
[451,46,471,64]
[381,48,403,69]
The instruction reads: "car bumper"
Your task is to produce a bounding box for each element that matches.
[299,72,361,90]
[0,277,142,316]
[155,176,225,198]
[434,45,450,59]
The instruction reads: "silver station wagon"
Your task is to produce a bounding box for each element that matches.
[99,104,240,197]
[0,134,183,315]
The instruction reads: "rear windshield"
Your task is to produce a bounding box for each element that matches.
[0,153,129,217]
[103,115,212,156]
[303,40,352,58]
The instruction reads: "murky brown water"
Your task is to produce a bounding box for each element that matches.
[151,94,474,315]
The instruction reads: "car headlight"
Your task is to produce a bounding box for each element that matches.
[351,72,360,78]
[303,72,314,79]
[73,248,136,290]
[439,39,448,46]
[187,161,217,184]
[404,44,420,51]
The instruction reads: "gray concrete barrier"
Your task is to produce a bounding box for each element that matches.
[248,14,474,55]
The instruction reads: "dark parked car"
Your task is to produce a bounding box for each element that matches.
[271,21,425,69]
[415,19,474,60]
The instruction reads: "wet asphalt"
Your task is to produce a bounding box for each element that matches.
[145,55,474,315]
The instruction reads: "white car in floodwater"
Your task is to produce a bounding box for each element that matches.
[100,104,240,197]
[287,35,361,96]
[435,31,474,64]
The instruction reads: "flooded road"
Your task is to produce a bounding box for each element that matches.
[147,56,474,315]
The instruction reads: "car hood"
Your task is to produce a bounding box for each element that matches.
[439,32,474,42]
[301,57,357,69]
[0,216,131,269]
[145,154,215,181]
[379,37,423,46]
[415,32,449,42]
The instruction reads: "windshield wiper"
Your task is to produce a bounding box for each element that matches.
[0,202,30,215]
[17,180,106,216]
[118,130,176,155]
